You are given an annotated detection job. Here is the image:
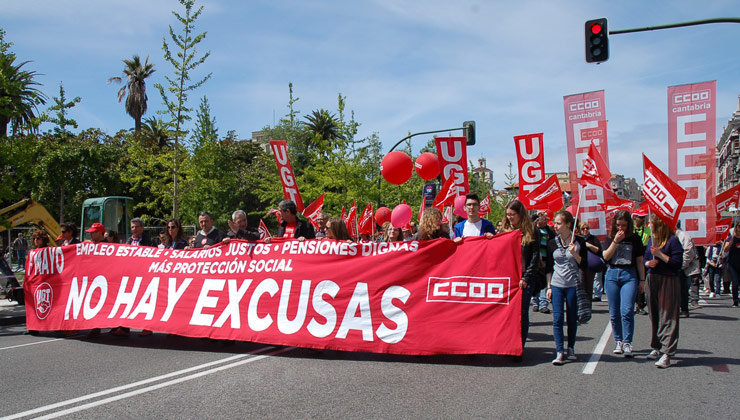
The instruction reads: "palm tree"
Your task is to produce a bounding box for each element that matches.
[0,54,47,137]
[139,117,171,148]
[304,109,341,142]
[109,55,155,132]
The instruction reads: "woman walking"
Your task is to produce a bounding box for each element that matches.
[546,210,587,365]
[644,214,683,368]
[602,210,645,357]
[723,224,740,307]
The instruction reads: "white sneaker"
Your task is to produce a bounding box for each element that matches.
[622,342,633,358]
[647,349,661,360]
[552,352,566,365]
[709,292,716,298]
[567,347,576,360]
[613,341,623,354]
[655,353,671,368]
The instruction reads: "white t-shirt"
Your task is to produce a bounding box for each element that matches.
[462,219,483,237]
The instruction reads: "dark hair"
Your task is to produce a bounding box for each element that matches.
[465,193,480,204]
[278,200,298,215]
[105,230,120,244]
[60,222,78,237]
[609,210,634,238]
[167,218,185,242]
[198,212,213,219]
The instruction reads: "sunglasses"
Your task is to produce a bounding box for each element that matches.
[167,225,177,229]
[61,229,68,233]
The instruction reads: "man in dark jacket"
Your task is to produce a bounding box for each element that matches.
[276,200,315,240]
[126,218,155,247]
[194,212,225,248]
[225,209,260,241]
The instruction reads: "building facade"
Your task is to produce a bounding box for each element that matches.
[717,95,740,193]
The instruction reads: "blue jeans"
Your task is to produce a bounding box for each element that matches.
[532,287,550,310]
[551,285,578,353]
[604,267,639,343]
[709,267,722,294]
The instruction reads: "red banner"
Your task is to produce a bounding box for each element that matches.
[643,154,687,230]
[24,233,524,356]
[269,140,305,212]
[435,137,469,196]
[716,184,740,214]
[258,219,271,240]
[580,141,612,189]
[667,81,717,245]
[302,194,325,230]
[513,133,545,201]
[479,192,491,217]
[358,204,374,235]
[344,201,358,238]
[563,91,610,237]
[432,176,458,210]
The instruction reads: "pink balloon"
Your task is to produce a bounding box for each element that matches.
[391,204,413,228]
[381,151,413,185]
[414,152,440,180]
[453,195,467,219]
[375,206,392,226]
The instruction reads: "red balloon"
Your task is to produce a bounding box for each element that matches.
[375,206,392,226]
[381,151,413,185]
[414,152,440,180]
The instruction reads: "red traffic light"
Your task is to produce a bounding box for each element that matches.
[590,23,603,34]
[585,18,609,63]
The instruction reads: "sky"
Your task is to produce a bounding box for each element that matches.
[2,0,739,189]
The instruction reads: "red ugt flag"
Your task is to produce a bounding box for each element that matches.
[345,201,358,237]
[524,174,563,213]
[302,194,325,230]
[433,176,458,210]
[258,219,272,239]
[642,154,687,230]
[358,204,375,235]
[580,141,612,189]
[267,208,283,225]
[479,192,491,217]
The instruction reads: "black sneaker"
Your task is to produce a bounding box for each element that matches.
[540,307,551,314]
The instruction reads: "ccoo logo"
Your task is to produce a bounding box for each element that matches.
[34,282,53,320]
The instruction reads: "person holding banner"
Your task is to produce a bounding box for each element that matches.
[644,215,683,369]
[723,224,740,307]
[453,193,496,241]
[276,200,315,241]
[225,210,260,241]
[414,208,448,241]
[546,210,587,365]
[499,200,540,350]
[382,222,403,242]
[602,210,645,358]
[164,218,188,250]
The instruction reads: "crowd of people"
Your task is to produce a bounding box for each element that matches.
[13,195,740,367]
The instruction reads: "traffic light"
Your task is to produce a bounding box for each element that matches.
[463,120,476,145]
[585,18,609,63]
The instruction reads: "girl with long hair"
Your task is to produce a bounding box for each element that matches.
[499,200,540,351]
[602,210,645,357]
[415,208,448,241]
[644,214,683,368]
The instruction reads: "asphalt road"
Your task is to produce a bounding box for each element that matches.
[1,294,738,419]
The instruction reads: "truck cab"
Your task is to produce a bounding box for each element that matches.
[80,197,133,242]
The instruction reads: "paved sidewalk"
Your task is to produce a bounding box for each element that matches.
[0,299,26,326]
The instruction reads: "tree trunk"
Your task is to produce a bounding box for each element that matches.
[135,116,141,133]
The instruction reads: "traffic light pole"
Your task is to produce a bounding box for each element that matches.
[610,17,740,35]
[388,127,462,152]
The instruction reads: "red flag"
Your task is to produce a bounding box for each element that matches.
[524,174,563,212]
[642,154,687,230]
[418,198,426,222]
[580,142,612,189]
[433,176,458,210]
[358,203,374,235]
[479,192,491,217]
[716,184,740,214]
[340,206,346,221]
[716,218,732,241]
[269,140,305,211]
[301,194,325,230]
[258,219,272,239]
[441,206,452,224]
[435,136,469,196]
[602,187,625,206]
[268,208,283,225]
[345,201,358,238]
[514,133,546,201]
[600,199,634,231]
[632,200,649,217]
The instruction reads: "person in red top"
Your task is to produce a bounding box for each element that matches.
[276,200,315,241]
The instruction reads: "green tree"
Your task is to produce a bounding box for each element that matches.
[0,47,47,137]
[154,0,212,217]
[108,55,155,133]
[139,117,172,149]
[46,82,81,139]
[191,96,217,147]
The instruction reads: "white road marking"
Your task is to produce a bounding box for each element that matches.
[1,346,287,420]
[582,322,612,375]
[0,338,64,351]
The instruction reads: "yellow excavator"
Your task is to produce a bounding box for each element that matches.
[0,199,62,246]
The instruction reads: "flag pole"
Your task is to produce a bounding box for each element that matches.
[570,201,581,244]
